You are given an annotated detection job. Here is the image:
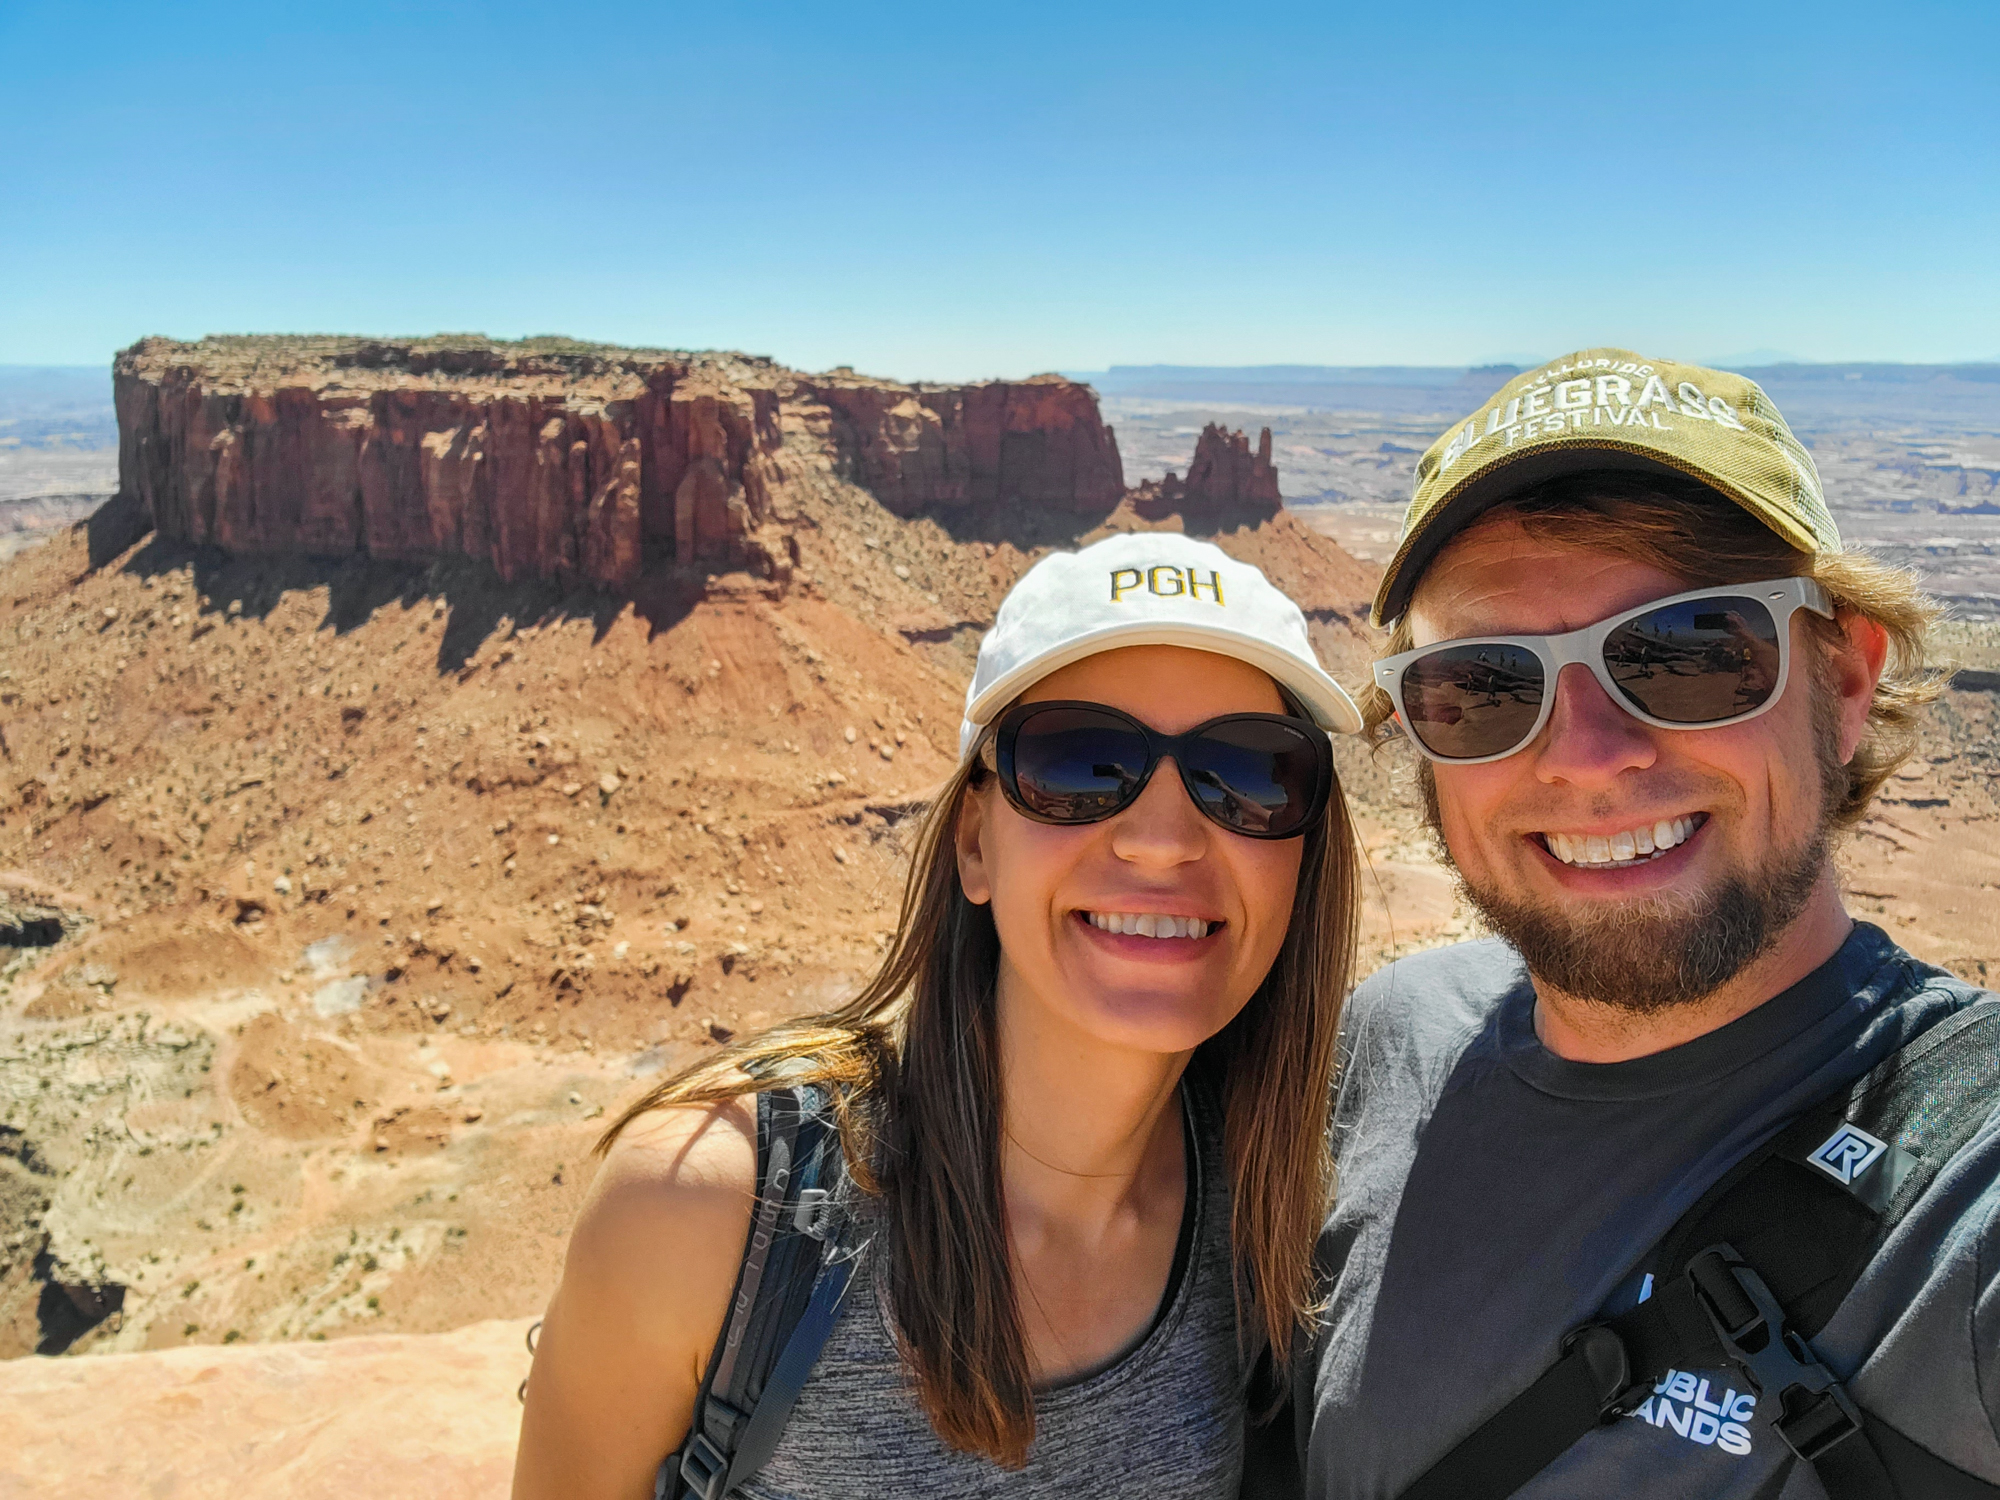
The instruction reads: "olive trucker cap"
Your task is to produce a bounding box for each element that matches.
[961,532,1362,757]
[1370,348,1843,626]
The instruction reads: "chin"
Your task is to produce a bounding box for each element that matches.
[1071,985,1243,1055]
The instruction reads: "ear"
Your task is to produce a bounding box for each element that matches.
[1830,610,1889,764]
[955,783,995,907]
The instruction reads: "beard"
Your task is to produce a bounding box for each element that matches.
[1418,696,1844,1015]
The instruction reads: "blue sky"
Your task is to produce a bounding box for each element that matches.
[4,1,1997,379]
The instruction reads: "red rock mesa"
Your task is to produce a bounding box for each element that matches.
[114,337,1126,590]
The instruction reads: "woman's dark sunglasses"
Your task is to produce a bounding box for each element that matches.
[994,700,1333,839]
[1372,576,1833,764]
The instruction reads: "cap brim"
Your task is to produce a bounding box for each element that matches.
[964,620,1364,739]
[1371,442,1826,627]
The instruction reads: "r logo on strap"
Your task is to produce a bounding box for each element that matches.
[1806,1123,1890,1187]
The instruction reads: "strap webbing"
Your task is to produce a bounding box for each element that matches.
[1397,1326,1630,1500]
[1840,1416,2000,1500]
[666,1085,849,1500]
[716,1254,857,1495]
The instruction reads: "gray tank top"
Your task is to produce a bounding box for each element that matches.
[737,1085,1245,1499]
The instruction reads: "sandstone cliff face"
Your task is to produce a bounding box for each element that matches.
[114,337,1124,589]
[801,372,1126,515]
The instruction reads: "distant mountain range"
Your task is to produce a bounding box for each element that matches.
[1068,362,2000,429]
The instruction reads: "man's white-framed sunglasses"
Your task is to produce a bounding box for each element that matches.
[1373,576,1834,765]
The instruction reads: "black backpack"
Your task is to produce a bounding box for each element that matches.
[1377,996,2000,1500]
[659,1083,858,1500]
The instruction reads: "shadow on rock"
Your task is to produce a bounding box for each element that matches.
[75,506,709,674]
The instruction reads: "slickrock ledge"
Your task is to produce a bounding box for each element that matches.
[0,1318,534,1498]
[114,336,1125,589]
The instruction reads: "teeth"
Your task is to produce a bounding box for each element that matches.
[1542,815,1702,868]
[1087,911,1211,940]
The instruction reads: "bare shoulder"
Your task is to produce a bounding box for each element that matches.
[558,1097,759,1354]
[513,1097,758,1500]
[583,1097,759,1252]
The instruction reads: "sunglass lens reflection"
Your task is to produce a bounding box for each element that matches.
[1009,708,1149,820]
[1399,642,1546,760]
[1603,596,1782,724]
[1180,720,1319,835]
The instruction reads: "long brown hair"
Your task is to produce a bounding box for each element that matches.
[602,719,1358,1466]
[1358,470,1946,830]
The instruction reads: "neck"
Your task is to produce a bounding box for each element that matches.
[993,960,1189,1241]
[1532,870,1856,1063]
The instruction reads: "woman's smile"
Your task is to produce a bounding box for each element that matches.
[1073,906,1225,964]
[1078,909,1220,940]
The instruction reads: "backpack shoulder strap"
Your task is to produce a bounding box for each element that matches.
[1395,997,2000,1500]
[662,1083,856,1500]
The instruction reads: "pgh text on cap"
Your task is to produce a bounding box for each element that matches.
[960,532,1363,756]
[1371,348,1843,627]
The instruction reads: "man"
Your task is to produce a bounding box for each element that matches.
[1306,350,2000,1498]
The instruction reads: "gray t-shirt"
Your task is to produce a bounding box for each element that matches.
[1308,922,2000,1498]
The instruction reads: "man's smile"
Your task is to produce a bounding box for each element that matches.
[1534,813,1709,870]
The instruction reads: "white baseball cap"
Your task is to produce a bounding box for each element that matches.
[959,532,1363,757]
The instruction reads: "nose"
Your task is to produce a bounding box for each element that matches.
[1107,756,1207,867]
[1531,662,1658,786]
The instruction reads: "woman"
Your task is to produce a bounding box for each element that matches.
[514,532,1363,1499]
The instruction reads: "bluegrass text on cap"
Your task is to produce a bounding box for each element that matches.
[1372,348,1844,626]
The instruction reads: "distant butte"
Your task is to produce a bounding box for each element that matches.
[113,336,1126,589]
[1133,422,1284,517]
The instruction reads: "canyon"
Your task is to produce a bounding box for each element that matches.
[1,335,1394,1402]
[1,341,1995,1497]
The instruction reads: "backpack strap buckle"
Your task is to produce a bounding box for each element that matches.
[1557,1322,1639,1421]
[1687,1244,1862,1463]
[678,1431,730,1500]
[793,1186,834,1239]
